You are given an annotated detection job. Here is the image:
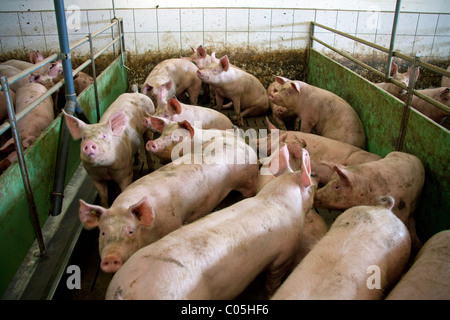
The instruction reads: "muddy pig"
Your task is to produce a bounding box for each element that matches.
[64,93,155,207]
[411,87,449,124]
[375,61,418,100]
[80,135,259,273]
[272,196,411,299]
[269,76,365,149]
[314,151,425,251]
[105,145,314,299]
[0,83,54,174]
[267,80,299,131]
[142,58,202,106]
[196,55,269,127]
[386,230,450,300]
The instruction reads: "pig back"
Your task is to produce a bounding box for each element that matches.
[386,230,450,300]
[272,201,411,300]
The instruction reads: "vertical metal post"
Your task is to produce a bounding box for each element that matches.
[396,57,420,151]
[88,33,101,122]
[306,22,315,82]
[111,0,117,58]
[1,77,45,256]
[50,0,79,216]
[386,0,402,79]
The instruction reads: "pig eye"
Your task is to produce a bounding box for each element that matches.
[101,231,106,237]
[334,185,339,190]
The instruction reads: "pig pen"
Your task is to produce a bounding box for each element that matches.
[1,14,450,300]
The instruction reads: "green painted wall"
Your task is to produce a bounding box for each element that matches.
[0,56,127,296]
[308,49,450,243]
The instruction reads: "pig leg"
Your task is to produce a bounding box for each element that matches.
[240,105,268,118]
[187,81,202,106]
[231,98,245,127]
[93,180,109,208]
[272,114,287,131]
[143,129,155,172]
[215,93,225,111]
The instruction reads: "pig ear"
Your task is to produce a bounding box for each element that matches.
[269,144,290,176]
[79,199,106,229]
[178,120,195,138]
[168,97,182,114]
[29,74,40,83]
[334,165,352,187]
[109,111,128,136]
[299,149,312,188]
[211,51,218,63]
[30,51,44,64]
[439,87,450,97]
[197,45,206,58]
[390,62,398,77]
[406,67,420,81]
[163,80,173,91]
[290,82,301,93]
[142,84,153,95]
[220,55,230,71]
[149,115,169,132]
[129,197,155,227]
[288,136,306,160]
[275,75,289,85]
[63,110,86,140]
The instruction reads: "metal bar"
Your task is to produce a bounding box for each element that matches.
[418,60,450,78]
[386,0,402,79]
[88,33,101,122]
[311,36,385,78]
[50,0,79,217]
[311,21,389,53]
[69,19,119,52]
[396,57,420,151]
[1,76,45,256]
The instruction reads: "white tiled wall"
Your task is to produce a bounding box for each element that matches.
[0,7,449,60]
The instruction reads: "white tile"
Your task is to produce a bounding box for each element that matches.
[0,13,21,36]
[203,31,226,51]
[157,9,180,33]
[41,12,58,35]
[87,10,111,34]
[65,7,89,35]
[315,10,337,29]
[412,35,435,57]
[204,9,226,32]
[180,9,203,32]
[134,9,157,33]
[248,32,271,50]
[293,10,315,33]
[394,35,415,55]
[313,32,335,54]
[374,34,391,49]
[181,31,203,51]
[334,35,355,54]
[123,32,136,54]
[0,36,22,52]
[270,32,293,50]
[44,34,60,52]
[336,11,358,34]
[115,9,135,33]
[21,35,46,51]
[357,11,379,34]
[227,9,249,32]
[19,12,44,36]
[432,36,450,56]
[271,9,294,33]
[226,32,248,48]
[436,14,450,36]
[159,31,181,51]
[416,13,439,35]
[292,32,309,49]
[135,32,158,54]
[376,12,395,35]
[397,13,419,36]
[249,8,271,32]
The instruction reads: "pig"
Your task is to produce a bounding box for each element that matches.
[440,66,450,87]
[145,117,236,163]
[269,75,366,149]
[0,83,54,174]
[257,117,381,186]
[375,61,419,100]
[0,90,16,124]
[150,87,233,130]
[196,55,269,127]
[142,58,202,106]
[2,51,49,72]
[410,87,449,124]
[0,65,30,91]
[386,230,450,300]
[73,72,94,95]
[271,196,411,300]
[105,144,315,299]
[80,135,259,274]
[64,93,155,208]
[267,80,299,131]
[314,151,425,251]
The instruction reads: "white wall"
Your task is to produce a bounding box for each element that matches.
[0,1,449,59]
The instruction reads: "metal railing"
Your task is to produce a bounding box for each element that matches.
[309,14,450,150]
[0,11,125,255]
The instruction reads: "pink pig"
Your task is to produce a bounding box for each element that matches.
[267,80,299,131]
[80,135,259,273]
[196,55,269,127]
[272,196,411,300]
[64,93,155,207]
[105,144,315,299]
[314,151,425,251]
[269,75,366,149]
[411,87,449,124]
[375,61,419,100]
[142,58,202,105]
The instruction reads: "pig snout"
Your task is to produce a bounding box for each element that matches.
[196,69,208,80]
[82,140,98,157]
[101,254,123,273]
[146,140,158,153]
